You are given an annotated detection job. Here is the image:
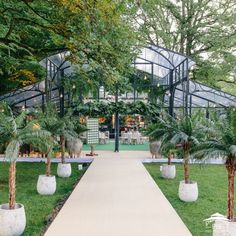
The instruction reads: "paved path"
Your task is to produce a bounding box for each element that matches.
[45,151,192,236]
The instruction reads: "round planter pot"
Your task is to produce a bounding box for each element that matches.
[57,163,72,178]
[161,164,176,179]
[213,220,236,236]
[228,221,236,236]
[37,175,56,195]
[0,203,26,236]
[178,180,198,202]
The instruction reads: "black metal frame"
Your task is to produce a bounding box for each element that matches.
[1,46,236,152]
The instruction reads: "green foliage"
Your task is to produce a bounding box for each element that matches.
[132,0,236,94]
[35,104,87,144]
[0,0,138,94]
[146,111,207,160]
[0,102,51,162]
[192,108,236,161]
[75,101,161,122]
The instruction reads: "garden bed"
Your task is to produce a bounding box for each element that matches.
[0,162,88,236]
[145,163,236,236]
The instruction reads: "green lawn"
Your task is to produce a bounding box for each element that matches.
[144,163,235,236]
[83,141,149,151]
[0,162,88,236]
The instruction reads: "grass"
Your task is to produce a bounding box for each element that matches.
[0,162,88,236]
[144,163,236,236]
[82,141,149,151]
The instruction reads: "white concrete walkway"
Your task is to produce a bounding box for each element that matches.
[45,151,192,236]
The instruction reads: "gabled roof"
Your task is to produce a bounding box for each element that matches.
[135,45,195,78]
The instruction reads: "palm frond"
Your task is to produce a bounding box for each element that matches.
[5,140,20,162]
[15,111,27,128]
[229,145,236,157]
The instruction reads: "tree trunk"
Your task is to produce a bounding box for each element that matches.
[46,155,51,177]
[184,150,189,184]
[168,156,171,165]
[9,161,16,209]
[60,135,65,164]
[226,163,235,220]
[180,0,186,54]
[168,151,173,165]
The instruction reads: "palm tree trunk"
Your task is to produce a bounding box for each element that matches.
[184,158,189,183]
[9,161,16,209]
[226,163,235,220]
[184,150,189,184]
[168,151,173,165]
[60,135,65,164]
[168,155,171,165]
[46,155,51,177]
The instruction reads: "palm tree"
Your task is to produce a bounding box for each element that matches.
[149,112,204,183]
[36,104,64,175]
[193,108,236,220]
[37,105,87,167]
[0,102,50,209]
[59,111,87,163]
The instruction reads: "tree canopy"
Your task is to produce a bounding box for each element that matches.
[0,0,138,94]
[131,0,236,94]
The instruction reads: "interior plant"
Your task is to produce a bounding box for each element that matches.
[193,108,236,223]
[0,102,50,235]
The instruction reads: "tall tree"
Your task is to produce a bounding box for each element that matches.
[0,0,138,94]
[131,0,236,94]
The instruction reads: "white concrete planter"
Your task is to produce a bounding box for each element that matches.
[213,220,236,236]
[228,221,236,236]
[78,164,83,170]
[0,203,26,236]
[161,164,176,179]
[57,163,72,178]
[37,175,56,195]
[178,180,198,202]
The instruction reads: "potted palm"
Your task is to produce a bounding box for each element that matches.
[57,111,87,178]
[36,105,63,193]
[146,122,176,179]
[0,103,50,235]
[36,137,56,195]
[37,106,86,179]
[160,144,177,179]
[193,108,236,235]
[151,112,204,202]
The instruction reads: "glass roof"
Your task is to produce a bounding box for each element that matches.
[39,51,73,76]
[163,81,236,108]
[135,45,195,78]
[0,46,235,109]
